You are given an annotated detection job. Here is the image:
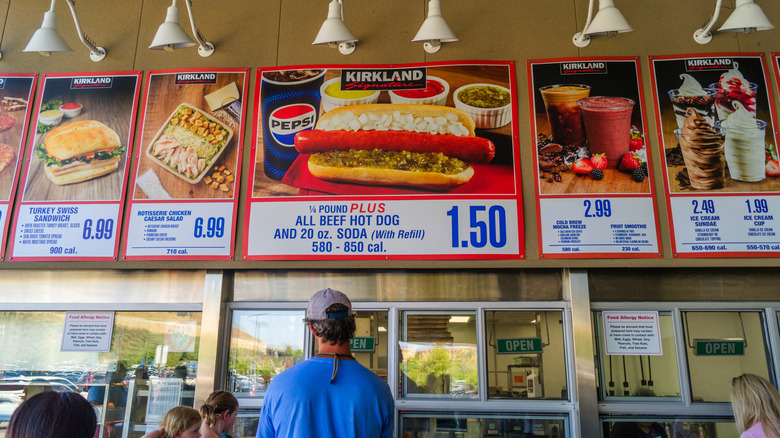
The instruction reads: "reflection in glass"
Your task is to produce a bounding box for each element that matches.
[603,418,737,438]
[228,311,305,399]
[0,311,202,437]
[486,311,567,400]
[683,311,771,403]
[314,311,388,381]
[402,412,568,437]
[594,312,681,400]
[400,312,478,398]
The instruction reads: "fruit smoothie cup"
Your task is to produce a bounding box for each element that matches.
[577,96,635,168]
[539,84,591,146]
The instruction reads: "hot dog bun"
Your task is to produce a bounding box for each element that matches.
[44,120,121,161]
[317,103,477,136]
[308,161,474,190]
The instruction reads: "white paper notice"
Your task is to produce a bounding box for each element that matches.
[61,312,115,352]
[603,311,662,356]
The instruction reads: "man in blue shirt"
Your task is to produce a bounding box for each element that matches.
[256,288,394,438]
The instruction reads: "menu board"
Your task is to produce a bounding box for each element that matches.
[650,54,780,257]
[244,61,523,260]
[0,74,37,260]
[8,72,142,261]
[122,69,248,260]
[528,58,661,258]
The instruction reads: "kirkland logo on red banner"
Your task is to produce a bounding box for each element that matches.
[340,68,426,91]
[174,73,218,85]
[685,58,733,72]
[269,103,316,147]
[71,77,113,89]
[561,62,607,75]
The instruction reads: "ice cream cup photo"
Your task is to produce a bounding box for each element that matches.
[539,84,591,147]
[320,78,381,113]
[453,83,512,129]
[667,88,716,129]
[577,96,634,168]
[715,118,767,182]
[388,76,449,106]
[708,81,758,121]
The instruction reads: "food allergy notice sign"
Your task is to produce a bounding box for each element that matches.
[9,72,142,261]
[61,312,115,352]
[603,311,663,356]
[244,61,523,260]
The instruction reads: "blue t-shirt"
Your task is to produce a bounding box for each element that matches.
[256,357,394,438]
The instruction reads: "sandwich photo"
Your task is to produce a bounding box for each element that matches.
[35,120,124,185]
[293,104,495,190]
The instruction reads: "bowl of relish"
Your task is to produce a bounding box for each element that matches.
[453,83,512,129]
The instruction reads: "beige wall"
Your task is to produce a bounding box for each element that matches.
[1,0,779,270]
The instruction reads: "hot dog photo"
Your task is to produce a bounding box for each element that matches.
[252,63,519,197]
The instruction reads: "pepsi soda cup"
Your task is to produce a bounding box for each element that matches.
[261,69,327,180]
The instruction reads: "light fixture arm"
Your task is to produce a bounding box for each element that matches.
[183,0,215,57]
[335,0,355,54]
[63,0,106,61]
[573,0,597,47]
[694,0,723,44]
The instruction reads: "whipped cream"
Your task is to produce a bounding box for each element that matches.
[720,101,766,182]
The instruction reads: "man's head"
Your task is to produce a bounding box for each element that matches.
[305,288,356,345]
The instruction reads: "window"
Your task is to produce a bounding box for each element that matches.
[485,310,567,400]
[401,412,568,438]
[602,417,737,437]
[682,311,772,402]
[400,311,478,398]
[228,310,305,400]
[594,311,681,400]
[313,311,389,381]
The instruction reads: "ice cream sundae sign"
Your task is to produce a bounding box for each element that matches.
[650,53,780,258]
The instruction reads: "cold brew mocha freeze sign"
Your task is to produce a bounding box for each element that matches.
[245,61,523,260]
[528,58,661,258]
[650,54,780,257]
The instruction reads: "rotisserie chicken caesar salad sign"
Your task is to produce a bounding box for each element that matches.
[9,72,142,261]
[649,54,780,257]
[0,74,37,261]
[122,69,248,260]
[528,58,662,258]
[244,61,523,260]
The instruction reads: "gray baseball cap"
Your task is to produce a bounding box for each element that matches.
[307,288,352,320]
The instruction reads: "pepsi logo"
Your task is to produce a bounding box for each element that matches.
[269,104,317,147]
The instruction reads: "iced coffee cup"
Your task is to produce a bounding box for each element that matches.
[539,84,590,146]
[577,96,635,168]
[716,102,767,182]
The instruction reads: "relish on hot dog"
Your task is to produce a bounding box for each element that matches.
[294,104,495,190]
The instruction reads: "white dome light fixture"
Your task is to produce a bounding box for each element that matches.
[572,0,633,48]
[412,0,458,53]
[694,0,774,44]
[150,0,214,57]
[24,0,106,62]
[313,0,358,55]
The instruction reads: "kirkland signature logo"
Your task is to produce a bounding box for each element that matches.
[175,73,218,85]
[340,68,427,91]
[561,62,607,75]
[71,77,113,89]
[685,58,733,72]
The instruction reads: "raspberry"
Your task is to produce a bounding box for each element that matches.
[590,169,604,180]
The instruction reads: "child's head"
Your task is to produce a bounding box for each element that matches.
[161,406,201,438]
[200,391,239,431]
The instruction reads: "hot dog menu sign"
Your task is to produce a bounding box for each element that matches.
[8,72,142,261]
[245,61,523,260]
[650,54,780,257]
[528,58,662,258]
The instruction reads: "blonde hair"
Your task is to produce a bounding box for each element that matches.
[200,391,238,425]
[731,374,780,438]
[161,406,201,438]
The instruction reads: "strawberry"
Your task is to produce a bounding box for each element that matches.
[766,159,780,177]
[629,138,644,151]
[572,158,593,175]
[590,153,608,170]
[619,152,643,173]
